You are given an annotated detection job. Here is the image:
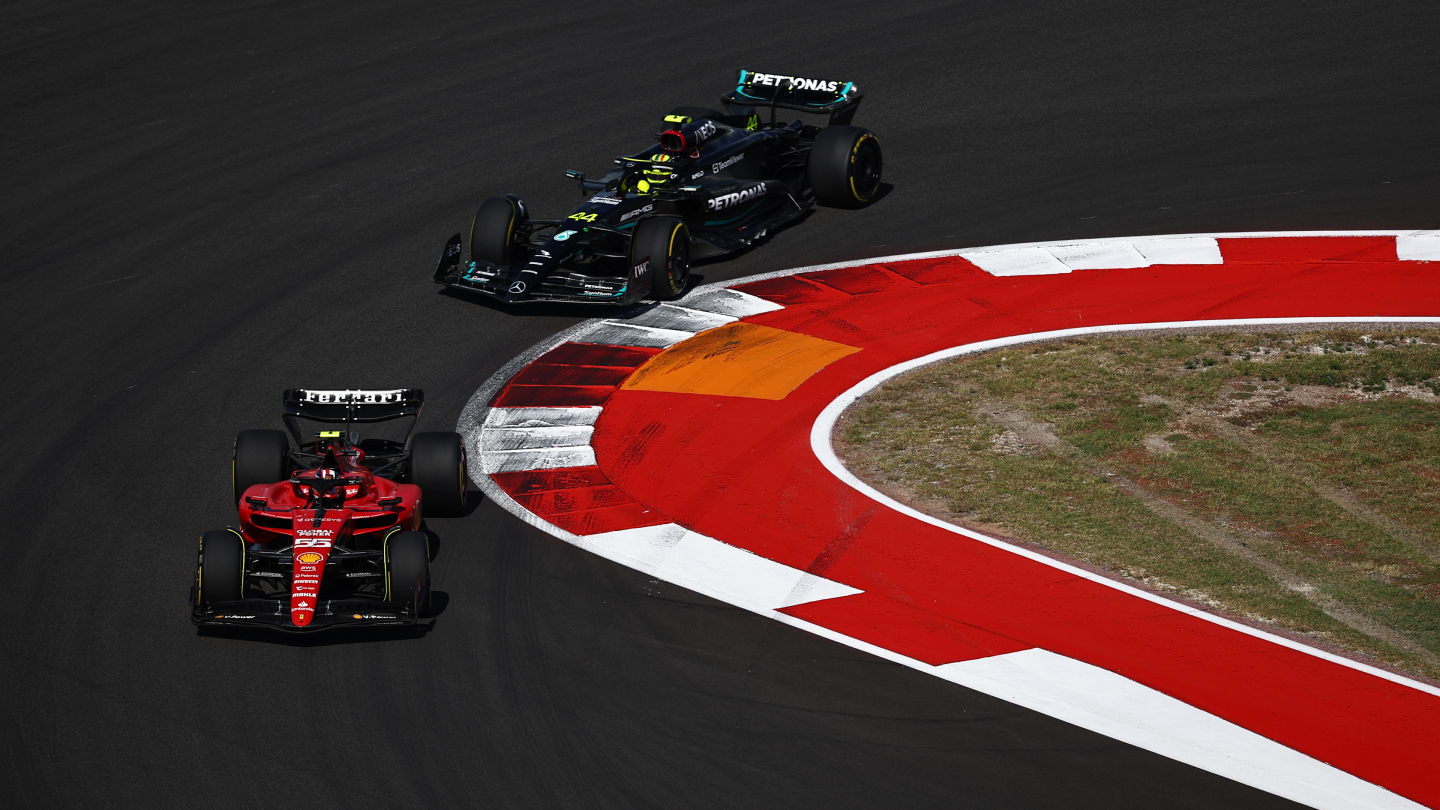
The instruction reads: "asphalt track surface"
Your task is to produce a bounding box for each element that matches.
[2,2,1437,808]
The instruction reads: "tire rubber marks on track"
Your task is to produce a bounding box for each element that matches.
[465,231,1440,810]
[1397,232,1440,260]
[936,649,1396,810]
[487,469,861,610]
[586,524,863,610]
[621,322,860,399]
[474,286,867,612]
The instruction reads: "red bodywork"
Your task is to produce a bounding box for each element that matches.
[237,446,421,628]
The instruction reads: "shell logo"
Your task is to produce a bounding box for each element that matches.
[296,551,324,564]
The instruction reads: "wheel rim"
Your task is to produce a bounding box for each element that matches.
[852,139,882,200]
[669,233,690,289]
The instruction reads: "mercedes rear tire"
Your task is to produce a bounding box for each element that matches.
[807,126,883,208]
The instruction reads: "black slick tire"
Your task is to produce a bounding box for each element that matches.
[807,126,883,208]
[232,429,288,503]
[470,196,526,266]
[411,431,466,517]
[630,216,690,301]
[197,529,245,605]
[385,530,431,616]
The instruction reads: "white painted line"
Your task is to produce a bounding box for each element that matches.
[936,649,1423,809]
[1397,232,1440,261]
[479,424,593,451]
[583,523,864,610]
[459,232,1436,810]
[685,231,1400,288]
[1132,236,1224,265]
[679,286,787,318]
[584,321,696,348]
[458,319,605,440]
[479,446,596,475]
[1049,241,1149,269]
[482,406,602,428]
[960,247,1072,276]
[623,303,736,334]
[810,315,1440,701]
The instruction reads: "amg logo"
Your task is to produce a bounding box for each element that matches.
[619,203,654,223]
[750,73,840,93]
[706,184,766,211]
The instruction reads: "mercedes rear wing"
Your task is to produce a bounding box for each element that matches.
[282,388,424,423]
[722,69,862,125]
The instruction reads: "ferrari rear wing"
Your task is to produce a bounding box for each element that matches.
[282,388,424,423]
[722,69,862,125]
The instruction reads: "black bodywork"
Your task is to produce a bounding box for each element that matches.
[278,387,423,480]
[434,69,869,305]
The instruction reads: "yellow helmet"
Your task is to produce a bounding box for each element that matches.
[641,153,676,190]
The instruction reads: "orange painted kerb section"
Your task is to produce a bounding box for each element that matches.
[620,322,860,400]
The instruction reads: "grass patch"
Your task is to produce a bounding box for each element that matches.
[836,329,1440,681]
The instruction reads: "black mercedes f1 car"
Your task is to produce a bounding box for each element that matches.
[433,69,883,306]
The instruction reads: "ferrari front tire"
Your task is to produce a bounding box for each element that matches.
[631,216,691,301]
[232,429,288,503]
[197,530,245,605]
[470,196,526,266]
[808,126,883,208]
[411,431,466,517]
[385,531,431,616]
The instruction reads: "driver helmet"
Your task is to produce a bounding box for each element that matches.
[637,153,677,193]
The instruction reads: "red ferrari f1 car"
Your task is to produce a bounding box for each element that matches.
[191,389,466,632]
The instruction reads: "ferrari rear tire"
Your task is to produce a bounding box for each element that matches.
[197,530,245,605]
[385,531,431,616]
[631,216,690,301]
[411,431,466,517]
[470,195,526,266]
[808,126,883,208]
[232,429,289,503]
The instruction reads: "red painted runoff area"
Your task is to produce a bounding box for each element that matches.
[583,250,1440,806]
[491,342,660,408]
[491,466,670,536]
